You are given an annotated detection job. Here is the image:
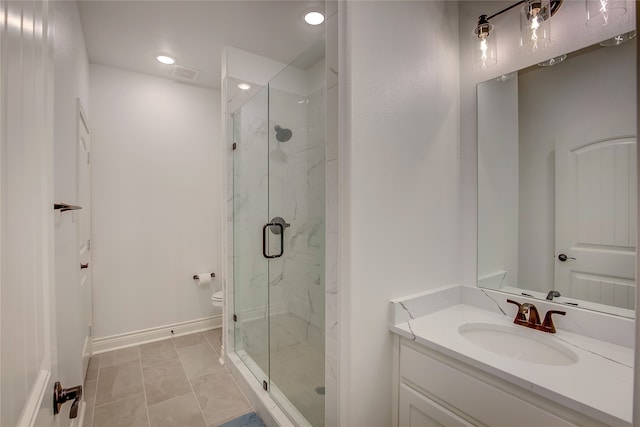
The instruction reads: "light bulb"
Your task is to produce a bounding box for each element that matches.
[530,14,540,51]
[480,38,488,62]
[304,11,324,25]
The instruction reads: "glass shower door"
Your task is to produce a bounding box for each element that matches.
[233,86,270,385]
[267,38,326,426]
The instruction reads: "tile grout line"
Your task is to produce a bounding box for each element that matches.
[138,346,152,427]
[173,335,210,426]
[88,355,102,427]
[93,394,143,410]
[145,390,196,409]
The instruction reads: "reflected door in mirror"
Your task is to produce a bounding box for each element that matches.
[555,137,636,309]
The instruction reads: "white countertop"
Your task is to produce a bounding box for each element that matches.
[390,287,634,427]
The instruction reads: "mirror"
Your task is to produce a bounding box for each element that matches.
[477,33,637,318]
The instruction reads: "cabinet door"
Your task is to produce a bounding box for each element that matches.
[399,384,475,427]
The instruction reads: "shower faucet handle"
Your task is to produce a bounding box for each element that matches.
[269,217,290,235]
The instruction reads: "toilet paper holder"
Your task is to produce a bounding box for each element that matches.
[193,273,215,280]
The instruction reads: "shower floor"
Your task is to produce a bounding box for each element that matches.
[237,312,325,427]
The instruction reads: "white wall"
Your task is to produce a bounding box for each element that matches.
[53,0,90,388]
[341,2,460,424]
[458,0,636,286]
[90,64,222,340]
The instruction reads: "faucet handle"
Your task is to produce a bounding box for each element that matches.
[506,299,527,322]
[546,290,561,301]
[542,310,566,333]
[506,299,521,308]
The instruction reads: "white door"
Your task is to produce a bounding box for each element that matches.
[53,98,92,426]
[555,137,637,309]
[77,100,93,379]
[1,1,80,426]
[1,0,57,426]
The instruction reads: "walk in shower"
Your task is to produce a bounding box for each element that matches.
[231,38,326,426]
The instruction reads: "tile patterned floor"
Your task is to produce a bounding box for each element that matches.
[84,329,254,427]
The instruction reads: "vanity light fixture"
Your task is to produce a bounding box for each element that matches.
[473,15,497,70]
[156,55,176,65]
[585,0,627,27]
[520,0,552,52]
[473,0,562,70]
[304,11,324,26]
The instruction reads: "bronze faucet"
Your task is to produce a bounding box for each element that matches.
[507,299,566,333]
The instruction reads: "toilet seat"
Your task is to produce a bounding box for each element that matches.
[211,290,223,307]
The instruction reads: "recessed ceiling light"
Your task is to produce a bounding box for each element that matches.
[237,83,251,90]
[304,11,324,25]
[156,55,175,65]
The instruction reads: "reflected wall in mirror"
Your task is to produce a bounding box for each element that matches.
[477,35,637,318]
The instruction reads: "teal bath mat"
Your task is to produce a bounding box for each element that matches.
[218,412,266,427]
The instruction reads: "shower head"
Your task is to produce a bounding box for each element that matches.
[274,125,292,142]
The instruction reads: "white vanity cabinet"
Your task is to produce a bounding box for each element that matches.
[393,337,610,427]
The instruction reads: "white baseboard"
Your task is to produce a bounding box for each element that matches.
[92,315,222,354]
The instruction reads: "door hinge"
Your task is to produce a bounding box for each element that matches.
[233,314,237,322]
[88,324,93,337]
[263,380,268,391]
[232,142,237,150]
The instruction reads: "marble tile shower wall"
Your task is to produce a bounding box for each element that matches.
[269,87,326,345]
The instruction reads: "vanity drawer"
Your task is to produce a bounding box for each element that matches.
[399,383,474,427]
[400,344,577,427]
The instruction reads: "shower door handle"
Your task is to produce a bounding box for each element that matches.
[262,222,284,259]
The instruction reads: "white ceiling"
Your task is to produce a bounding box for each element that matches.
[77,0,326,90]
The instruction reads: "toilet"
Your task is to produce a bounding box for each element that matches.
[211,290,223,308]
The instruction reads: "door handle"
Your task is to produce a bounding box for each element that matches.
[262,222,284,259]
[557,254,576,262]
[80,263,89,269]
[53,382,82,419]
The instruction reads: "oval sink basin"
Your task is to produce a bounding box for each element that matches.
[458,323,579,366]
